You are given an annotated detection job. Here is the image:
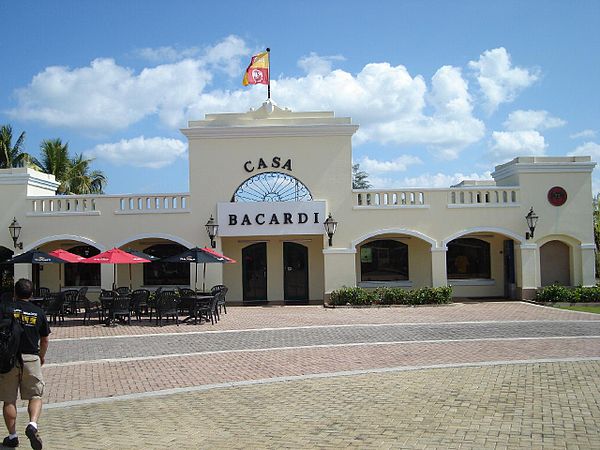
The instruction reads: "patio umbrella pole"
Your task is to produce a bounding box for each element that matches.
[203,263,207,292]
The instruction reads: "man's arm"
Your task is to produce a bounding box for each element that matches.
[39,336,49,366]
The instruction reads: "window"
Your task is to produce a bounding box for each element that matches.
[447,238,491,279]
[360,239,408,281]
[232,172,312,202]
[143,244,190,286]
[65,245,101,286]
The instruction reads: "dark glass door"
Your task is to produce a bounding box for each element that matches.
[242,243,267,303]
[284,242,309,304]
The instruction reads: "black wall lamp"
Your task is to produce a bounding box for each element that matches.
[525,207,539,240]
[323,213,338,247]
[8,217,23,250]
[205,215,219,248]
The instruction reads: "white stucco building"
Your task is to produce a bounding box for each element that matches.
[1,101,596,303]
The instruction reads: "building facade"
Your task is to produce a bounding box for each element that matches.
[1,101,596,302]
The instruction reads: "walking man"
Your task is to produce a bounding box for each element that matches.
[1,279,50,449]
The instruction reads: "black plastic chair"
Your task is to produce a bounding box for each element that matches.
[196,294,219,325]
[37,287,50,298]
[115,287,130,296]
[130,289,150,322]
[110,295,131,325]
[98,290,115,324]
[211,285,229,317]
[155,290,179,327]
[44,292,66,324]
[62,289,79,314]
[82,295,101,325]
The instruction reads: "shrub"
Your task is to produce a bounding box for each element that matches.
[572,285,600,303]
[535,284,575,303]
[329,286,452,306]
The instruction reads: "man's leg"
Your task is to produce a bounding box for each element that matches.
[28,398,42,424]
[2,402,17,435]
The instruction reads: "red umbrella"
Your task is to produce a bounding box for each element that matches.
[201,247,236,263]
[49,249,86,290]
[82,248,150,289]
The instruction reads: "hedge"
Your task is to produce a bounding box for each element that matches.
[328,286,452,306]
[535,284,600,303]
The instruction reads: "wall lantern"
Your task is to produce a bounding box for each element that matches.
[205,215,219,248]
[525,207,539,240]
[323,213,338,247]
[8,217,23,250]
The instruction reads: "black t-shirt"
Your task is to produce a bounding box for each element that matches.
[9,299,51,355]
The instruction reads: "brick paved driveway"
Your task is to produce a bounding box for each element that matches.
[6,302,600,449]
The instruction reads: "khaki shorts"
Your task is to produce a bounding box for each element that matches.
[0,354,45,402]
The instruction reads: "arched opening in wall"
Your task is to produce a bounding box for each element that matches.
[540,240,571,286]
[359,239,409,282]
[142,243,190,286]
[446,238,491,280]
[65,245,101,287]
[231,172,312,202]
[0,246,14,298]
[242,242,267,303]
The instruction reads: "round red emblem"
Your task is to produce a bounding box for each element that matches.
[547,186,567,206]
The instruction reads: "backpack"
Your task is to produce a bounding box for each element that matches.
[0,303,23,374]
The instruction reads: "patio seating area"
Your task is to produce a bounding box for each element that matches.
[25,285,228,328]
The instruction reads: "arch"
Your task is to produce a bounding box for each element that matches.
[536,233,581,249]
[442,227,524,248]
[232,171,313,202]
[113,233,194,249]
[352,228,437,249]
[25,234,106,252]
[540,240,571,286]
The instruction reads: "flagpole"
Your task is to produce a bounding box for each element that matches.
[266,47,271,100]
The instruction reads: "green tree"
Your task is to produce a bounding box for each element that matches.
[35,138,107,194]
[0,124,30,168]
[352,163,372,189]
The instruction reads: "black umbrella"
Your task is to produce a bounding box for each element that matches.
[161,247,231,291]
[3,249,67,265]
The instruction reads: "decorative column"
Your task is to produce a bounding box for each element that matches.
[580,243,597,286]
[13,264,32,283]
[518,243,538,299]
[100,264,114,291]
[430,246,448,287]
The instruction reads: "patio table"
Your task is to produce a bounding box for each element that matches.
[180,295,213,324]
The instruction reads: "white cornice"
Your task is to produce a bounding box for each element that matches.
[181,124,359,139]
[492,161,596,180]
[0,173,59,190]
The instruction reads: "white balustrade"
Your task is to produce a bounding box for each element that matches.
[447,187,519,207]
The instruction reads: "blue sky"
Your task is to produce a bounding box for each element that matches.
[1,0,599,194]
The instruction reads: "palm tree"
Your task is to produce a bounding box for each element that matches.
[0,124,28,168]
[66,154,107,194]
[35,138,107,194]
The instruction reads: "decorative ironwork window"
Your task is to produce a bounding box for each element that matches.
[360,239,409,281]
[232,172,312,202]
[447,238,491,279]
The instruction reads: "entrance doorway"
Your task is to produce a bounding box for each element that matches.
[242,243,267,304]
[540,240,571,286]
[283,242,309,304]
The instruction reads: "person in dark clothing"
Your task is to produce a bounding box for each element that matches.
[0,279,50,450]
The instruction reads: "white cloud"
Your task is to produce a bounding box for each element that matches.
[503,110,565,131]
[488,130,547,163]
[370,171,492,189]
[569,141,600,158]
[570,129,597,139]
[86,136,187,169]
[203,35,250,77]
[298,53,345,76]
[469,47,539,113]
[135,46,200,63]
[358,155,422,174]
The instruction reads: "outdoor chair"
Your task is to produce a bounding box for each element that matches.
[37,287,50,298]
[44,292,66,324]
[196,294,219,325]
[62,289,79,315]
[109,295,132,325]
[211,285,228,316]
[115,286,130,296]
[76,287,88,311]
[130,289,150,322]
[177,288,196,315]
[99,290,116,323]
[155,290,179,327]
[82,295,101,325]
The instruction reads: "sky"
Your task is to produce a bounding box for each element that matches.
[1,0,599,194]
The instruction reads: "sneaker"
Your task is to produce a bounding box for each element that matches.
[2,435,19,447]
[24,425,41,450]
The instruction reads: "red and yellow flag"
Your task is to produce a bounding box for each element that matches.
[242,51,270,86]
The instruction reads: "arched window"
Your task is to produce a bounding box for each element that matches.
[143,244,190,286]
[360,239,409,281]
[232,172,312,202]
[447,238,491,279]
[65,245,101,286]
